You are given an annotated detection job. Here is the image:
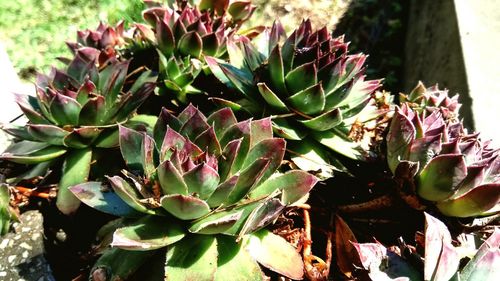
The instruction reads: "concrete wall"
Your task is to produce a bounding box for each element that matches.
[405,0,500,145]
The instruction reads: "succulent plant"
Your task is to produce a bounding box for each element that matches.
[207,20,387,168]
[132,1,248,102]
[70,105,317,280]
[67,21,126,65]
[0,180,14,236]
[386,104,500,217]
[400,81,460,122]
[0,47,157,214]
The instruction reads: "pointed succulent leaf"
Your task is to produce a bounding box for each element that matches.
[63,127,102,148]
[257,83,288,112]
[160,194,211,220]
[206,108,238,139]
[27,124,69,146]
[436,183,500,217]
[272,118,307,140]
[268,45,287,95]
[215,236,264,281]
[119,125,145,172]
[183,163,220,200]
[250,118,273,148]
[299,108,342,131]
[417,154,467,201]
[158,160,189,196]
[220,120,251,172]
[14,94,49,124]
[387,109,416,173]
[352,242,422,281]
[178,31,203,58]
[91,248,153,281]
[49,93,81,126]
[242,138,285,185]
[0,141,66,164]
[157,19,175,55]
[408,134,442,170]
[249,170,318,204]
[245,229,304,280]
[165,235,218,281]
[112,215,185,251]
[424,213,460,281]
[107,175,151,214]
[56,147,92,215]
[78,95,107,125]
[99,60,129,107]
[219,62,255,97]
[94,128,119,148]
[287,83,326,115]
[202,33,219,56]
[154,108,182,148]
[226,158,270,204]
[69,181,142,217]
[189,209,243,234]
[461,229,500,281]
[179,110,210,140]
[206,175,239,207]
[194,127,222,156]
[238,198,285,238]
[285,62,317,94]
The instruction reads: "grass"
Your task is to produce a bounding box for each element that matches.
[0,0,145,79]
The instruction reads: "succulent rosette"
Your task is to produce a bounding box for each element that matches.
[206,20,388,175]
[67,21,126,65]
[0,48,157,214]
[400,81,460,122]
[70,105,318,280]
[386,104,500,217]
[134,1,248,102]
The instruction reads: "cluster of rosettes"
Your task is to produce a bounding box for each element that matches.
[387,104,500,217]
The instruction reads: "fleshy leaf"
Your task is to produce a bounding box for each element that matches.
[285,62,317,94]
[287,83,326,115]
[0,141,67,164]
[178,31,203,58]
[436,183,500,217]
[165,235,218,281]
[461,229,500,281]
[27,124,69,146]
[299,108,342,131]
[69,181,142,217]
[417,154,467,202]
[157,160,189,196]
[112,215,185,250]
[91,247,153,281]
[215,236,264,281]
[249,170,318,205]
[189,209,243,235]
[160,194,211,220]
[56,147,92,215]
[245,229,304,280]
[257,83,288,111]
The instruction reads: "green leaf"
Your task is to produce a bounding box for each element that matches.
[189,209,243,235]
[0,141,67,164]
[226,158,271,204]
[417,154,467,202]
[206,176,239,207]
[178,31,203,58]
[313,129,365,160]
[49,93,82,126]
[160,194,211,220]
[249,170,318,204]
[119,125,145,172]
[165,235,218,281]
[299,108,342,131]
[268,45,287,95]
[250,118,273,148]
[386,109,416,173]
[63,127,102,148]
[238,198,285,238]
[91,247,154,281]
[206,108,238,140]
[245,229,304,280]
[0,183,13,235]
[158,160,189,196]
[69,181,142,218]
[112,215,185,251]
[94,128,119,148]
[27,124,69,146]
[272,118,307,140]
[107,175,153,215]
[183,163,220,200]
[436,184,500,217]
[99,60,129,108]
[56,147,92,215]
[287,83,326,115]
[157,19,175,55]
[215,236,264,281]
[241,138,286,185]
[285,62,317,94]
[257,83,288,112]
